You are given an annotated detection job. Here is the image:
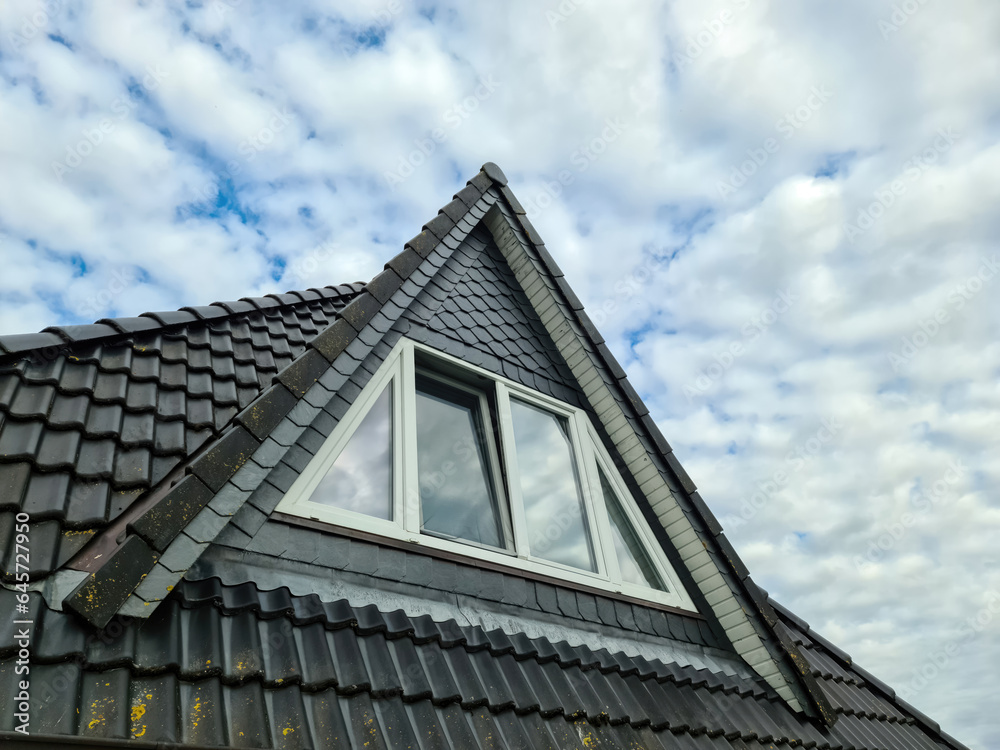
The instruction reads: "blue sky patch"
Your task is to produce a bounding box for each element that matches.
[813,150,857,179]
[48,34,73,50]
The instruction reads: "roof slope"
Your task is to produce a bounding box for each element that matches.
[0,580,964,749]
[0,164,970,750]
[0,285,363,580]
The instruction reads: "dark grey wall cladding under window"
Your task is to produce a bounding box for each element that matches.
[399,223,585,409]
[209,517,721,651]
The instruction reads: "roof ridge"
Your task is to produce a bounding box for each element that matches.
[0,282,367,365]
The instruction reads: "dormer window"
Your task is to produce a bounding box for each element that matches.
[276,338,694,610]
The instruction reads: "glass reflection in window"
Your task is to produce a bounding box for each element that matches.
[307,384,392,519]
[509,398,596,572]
[599,468,664,590]
[416,376,504,548]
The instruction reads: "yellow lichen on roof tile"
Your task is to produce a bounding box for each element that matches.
[85,696,114,732]
[131,699,148,739]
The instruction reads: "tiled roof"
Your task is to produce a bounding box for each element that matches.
[0,581,960,749]
[0,285,363,581]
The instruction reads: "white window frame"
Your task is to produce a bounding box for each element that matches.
[275,338,696,611]
[410,367,515,555]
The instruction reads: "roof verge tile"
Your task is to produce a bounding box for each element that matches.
[187,425,260,493]
[63,534,158,628]
[385,248,423,280]
[310,318,356,363]
[405,231,439,259]
[340,292,382,334]
[128,474,215,551]
[423,212,456,240]
[275,348,330,398]
[234,383,298,441]
[366,268,404,304]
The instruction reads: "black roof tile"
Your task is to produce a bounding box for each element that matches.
[9,382,55,418]
[153,419,185,454]
[128,352,159,381]
[0,419,44,458]
[119,381,158,418]
[47,393,89,429]
[35,429,80,470]
[129,474,214,552]
[113,446,150,485]
[63,534,158,627]
[120,410,156,447]
[60,482,111,524]
[23,355,65,382]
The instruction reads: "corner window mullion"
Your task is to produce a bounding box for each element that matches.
[399,341,421,536]
[567,410,610,579]
[480,388,516,552]
[495,382,531,559]
[579,428,621,587]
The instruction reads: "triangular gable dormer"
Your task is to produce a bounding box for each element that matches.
[61,164,833,723]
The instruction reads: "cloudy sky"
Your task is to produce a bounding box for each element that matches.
[2,1,998,745]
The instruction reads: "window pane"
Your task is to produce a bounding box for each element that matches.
[599,468,664,590]
[307,384,392,519]
[416,376,503,548]
[509,398,596,572]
